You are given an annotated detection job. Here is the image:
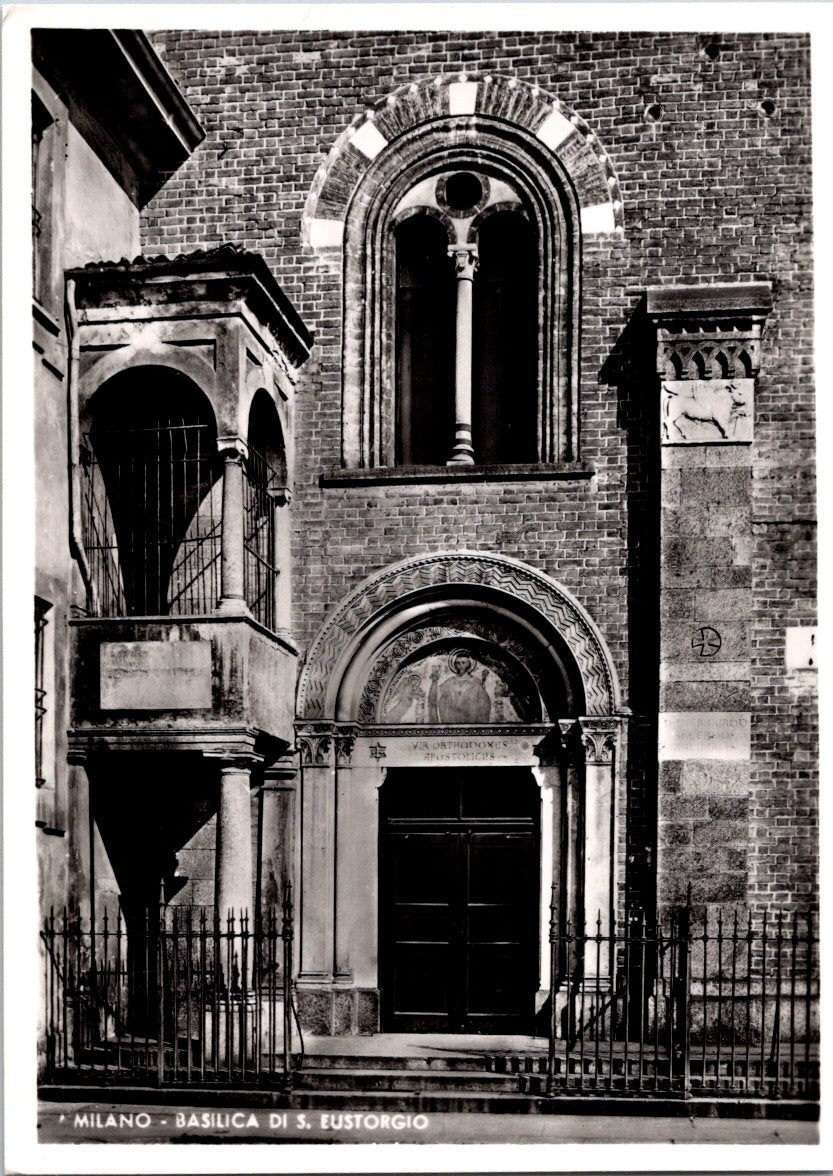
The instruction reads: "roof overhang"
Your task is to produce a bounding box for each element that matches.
[32,28,205,207]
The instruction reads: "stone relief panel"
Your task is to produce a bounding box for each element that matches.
[380,646,534,725]
[661,379,754,444]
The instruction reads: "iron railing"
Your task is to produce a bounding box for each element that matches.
[80,433,283,629]
[81,423,222,617]
[541,899,818,1099]
[41,889,300,1088]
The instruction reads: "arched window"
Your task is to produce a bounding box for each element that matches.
[393,199,539,467]
[472,209,538,465]
[341,121,580,470]
[395,214,455,465]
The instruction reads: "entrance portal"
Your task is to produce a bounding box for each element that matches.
[379,767,540,1033]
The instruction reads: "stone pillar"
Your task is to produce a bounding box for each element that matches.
[217,437,248,615]
[332,730,384,1034]
[648,284,770,915]
[532,727,565,1001]
[447,245,478,465]
[295,727,335,990]
[578,718,619,977]
[215,761,254,921]
[257,756,297,916]
[558,720,583,936]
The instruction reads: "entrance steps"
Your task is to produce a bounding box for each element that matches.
[279,1033,548,1111]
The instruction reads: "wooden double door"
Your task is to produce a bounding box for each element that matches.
[379,767,540,1033]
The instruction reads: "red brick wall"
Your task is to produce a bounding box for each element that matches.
[141,30,816,912]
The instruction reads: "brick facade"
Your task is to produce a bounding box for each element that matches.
[140,30,816,916]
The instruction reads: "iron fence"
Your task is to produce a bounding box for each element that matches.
[41,896,818,1100]
[542,901,818,1099]
[41,889,300,1088]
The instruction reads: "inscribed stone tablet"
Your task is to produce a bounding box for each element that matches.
[100,641,212,711]
[658,711,750,761]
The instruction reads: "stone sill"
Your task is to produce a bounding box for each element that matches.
[321,462,594,488]
[69,612,299,656]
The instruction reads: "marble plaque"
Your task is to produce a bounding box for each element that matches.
[658,711,750,761]
[100,641,212,711]
[661,379,754,444]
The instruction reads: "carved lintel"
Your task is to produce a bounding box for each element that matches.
[578,717,619,765]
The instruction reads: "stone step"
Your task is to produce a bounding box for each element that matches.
[293,1067,517,1093]
[291,1053,501,1072]
[287,1088,543,1114]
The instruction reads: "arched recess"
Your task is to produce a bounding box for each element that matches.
[83,366,220,616]
[296,551,620,720]
[245,389,290,632]
[340,119,582,467]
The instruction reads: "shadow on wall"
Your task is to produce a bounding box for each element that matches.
[600,295,661,921]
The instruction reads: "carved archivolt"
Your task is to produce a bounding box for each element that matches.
[296,552,620,719]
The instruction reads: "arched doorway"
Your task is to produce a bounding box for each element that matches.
[379,766,540,1032]
[294,552,623,1036]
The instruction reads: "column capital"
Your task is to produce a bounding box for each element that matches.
[334,723,358,767]
[533,723,573,767]
[296,722,335,767]
[578,716,620,765]
[204,751,261,771]
[262,754,299,788]
[216,434,248,459]
[448,244,479,281]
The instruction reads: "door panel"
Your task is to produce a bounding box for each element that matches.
[380,769,539,1033]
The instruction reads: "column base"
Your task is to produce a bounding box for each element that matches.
[216,596,252,617]
[295,986,380,1035]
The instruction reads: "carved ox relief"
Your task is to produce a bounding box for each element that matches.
[661,378,754,444]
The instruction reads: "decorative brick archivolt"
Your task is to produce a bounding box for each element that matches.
[302,73,623,249]
[296,551,621,720]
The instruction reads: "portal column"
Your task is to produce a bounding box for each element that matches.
[578,717,619,978]
[295,726,336,995]
[447,245,479,465]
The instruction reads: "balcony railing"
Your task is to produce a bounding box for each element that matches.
[80,430,282,630]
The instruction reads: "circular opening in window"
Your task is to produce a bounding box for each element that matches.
[443,172,484,212]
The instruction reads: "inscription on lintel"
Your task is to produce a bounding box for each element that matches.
[353,734,538,768]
